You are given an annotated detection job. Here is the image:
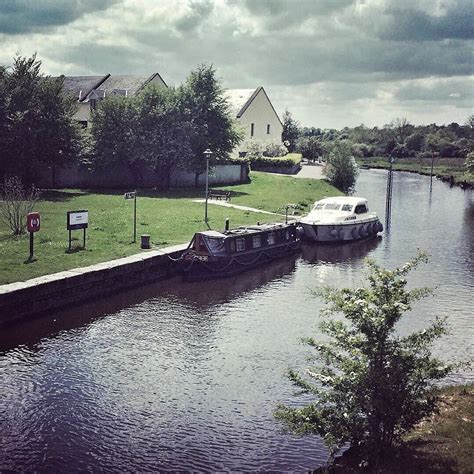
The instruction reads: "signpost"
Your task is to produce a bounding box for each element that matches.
[26,212,40,258]
[67,210,88,251]
[123,191,137,243]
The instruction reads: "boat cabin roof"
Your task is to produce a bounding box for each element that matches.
[315,196,368,207]
[197,223,288,239]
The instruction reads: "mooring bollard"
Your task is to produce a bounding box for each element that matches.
[141,234,151,249]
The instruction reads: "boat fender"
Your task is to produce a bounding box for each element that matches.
[296,225,305,238]
[330,228,338,238]
[359,225,367,238]
[377,221,384,233]
[351,227,359,239]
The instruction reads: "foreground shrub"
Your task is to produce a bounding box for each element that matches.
[275,254,452,467]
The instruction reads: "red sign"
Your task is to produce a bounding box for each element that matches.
[27,212,41,233]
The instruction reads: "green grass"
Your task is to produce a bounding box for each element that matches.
[357,156,473,186]
[0,171,337,284]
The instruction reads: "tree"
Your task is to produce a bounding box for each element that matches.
[183,64,242,186]
[91,85,195,188]
[296,136,326,162]
[323,140,358,193]
[0,54,83,184]
[465,151,474,174]
[0,176,40,235]
[282,109,300,152]
[275,254,451,466]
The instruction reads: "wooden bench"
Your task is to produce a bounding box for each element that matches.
[208,189,231,201]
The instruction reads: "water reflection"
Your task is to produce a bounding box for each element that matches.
[301,236,381,264]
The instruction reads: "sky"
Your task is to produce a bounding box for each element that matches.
[0,0,472,128]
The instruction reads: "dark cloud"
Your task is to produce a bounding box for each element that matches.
[0,0,120,34]
[379,2,474,41]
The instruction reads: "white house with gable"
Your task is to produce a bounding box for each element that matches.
[224,87,283,156]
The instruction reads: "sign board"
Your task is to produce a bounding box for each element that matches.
[67,210,89,230]
[27,212,41,233]
[123,192,136,200]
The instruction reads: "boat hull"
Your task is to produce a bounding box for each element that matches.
[300,218,383,242]
[183,240,301,281]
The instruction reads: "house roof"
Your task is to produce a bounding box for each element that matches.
[57,73,167,101]
[224,86,283,127]
[59,75,109,100]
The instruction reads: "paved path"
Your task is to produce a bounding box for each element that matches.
[294,163,326,179]
[192,199,284,216]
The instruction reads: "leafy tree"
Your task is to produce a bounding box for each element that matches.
[275,254,452,466]
[183,64,242,186]
[282,109,300,152]
[0,54,83,184]
[323,140,358,193]
[91,85,194,188]
[297,136,326,162]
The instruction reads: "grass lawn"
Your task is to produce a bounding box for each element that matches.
[0,171,338,284]
[357,156,473,186]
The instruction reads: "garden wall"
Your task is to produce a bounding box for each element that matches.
[36,163,249,189]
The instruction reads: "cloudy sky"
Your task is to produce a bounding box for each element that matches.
[0,0,472,128]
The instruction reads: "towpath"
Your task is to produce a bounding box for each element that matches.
[191,199,284,216]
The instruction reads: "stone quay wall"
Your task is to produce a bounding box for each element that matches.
[0,244,187,327]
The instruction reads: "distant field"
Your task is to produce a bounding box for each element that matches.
[0,171,338,284]
[356,156,473,186]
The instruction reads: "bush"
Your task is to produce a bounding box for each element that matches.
[250,153,302,170]
[323,141,358,193]
[0,176,41,235]
[263,141,288,158]
[275,254,452,466]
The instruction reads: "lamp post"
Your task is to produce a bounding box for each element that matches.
[204,148,212,223]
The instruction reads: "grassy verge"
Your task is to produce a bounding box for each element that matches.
[356,157,473,187]
[318,384,474,473]
[0,171,337,284]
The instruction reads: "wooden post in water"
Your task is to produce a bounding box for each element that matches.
[385,157,394,231]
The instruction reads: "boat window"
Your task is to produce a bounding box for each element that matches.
[341,204,353,212]
[252,235,262,248]
[236,238,246,251]
[205,237,226,256]
[195,235,207,252]
[229,240,236,253]
[355,204,368,214]
[314,203,324,210]
[267,233,276,245]
[324,203,341,210]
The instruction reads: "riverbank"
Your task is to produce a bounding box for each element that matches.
[318,384,474,473]
[0,172,338,285]
[356,157,473,189]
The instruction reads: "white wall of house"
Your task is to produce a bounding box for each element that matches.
[236,89,283,152]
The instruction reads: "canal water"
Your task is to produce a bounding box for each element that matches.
[1,170,473,471]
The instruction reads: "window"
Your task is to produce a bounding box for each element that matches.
[252,235,262,248]
[341,204,353,212]
[78,121,88,129]
[324,203,341,210]
[250,123,255,137]
[267,233,276,245]
[355,204,368,214]
[266,124,270,134]
[236,238,246,251]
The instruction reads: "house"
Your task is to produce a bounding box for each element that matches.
[224,87,283,156]
[59,73,167,127]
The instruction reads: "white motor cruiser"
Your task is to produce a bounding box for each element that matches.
[299,196,383,242]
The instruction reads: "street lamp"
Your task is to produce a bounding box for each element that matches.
[204,148,212,223]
